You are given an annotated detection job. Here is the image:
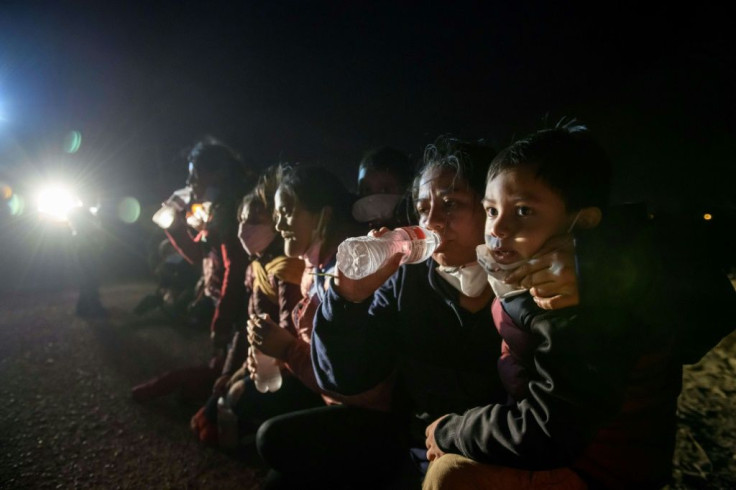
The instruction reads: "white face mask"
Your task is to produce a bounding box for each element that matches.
[238,223,276,257]
[352,194,403,224]
[476,211,582,299]
[476,244,529,299]
[436,262,489,298]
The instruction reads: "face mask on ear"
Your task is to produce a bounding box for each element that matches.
[436,262,488,297]
[352,194,403,224]
[238,223,276,257]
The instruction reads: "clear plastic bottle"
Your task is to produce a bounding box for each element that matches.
[152,187,193,229]
[217,395,239,450]
[251,346,283,393]
[337,225,441,280]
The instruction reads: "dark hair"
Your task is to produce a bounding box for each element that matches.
[277,164,355,238]
[358,146,414,189]
[488,122,612,211]
[188,140,241,175]
[413,135,496,202]
[187,139,255,195]
[238,163,283,220]
[184,139,253,237]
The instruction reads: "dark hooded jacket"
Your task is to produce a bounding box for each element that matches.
[434,204,736,489]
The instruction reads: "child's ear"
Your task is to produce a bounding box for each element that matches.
[576,207,602,229]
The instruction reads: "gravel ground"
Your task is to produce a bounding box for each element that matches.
[0,281,264,489]
[1,279,734,489]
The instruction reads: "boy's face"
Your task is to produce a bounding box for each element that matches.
[482,167,573,264]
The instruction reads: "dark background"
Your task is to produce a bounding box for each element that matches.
[1,1,734,287]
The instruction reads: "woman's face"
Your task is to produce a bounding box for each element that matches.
[415,167,485,267]
[273,188,322,258]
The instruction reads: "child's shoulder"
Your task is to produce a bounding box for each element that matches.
[500,292,543,329]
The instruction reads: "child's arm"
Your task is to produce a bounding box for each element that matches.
[432,305,632,468]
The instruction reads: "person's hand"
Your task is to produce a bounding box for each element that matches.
[212,374,231,395]
[503,235,579,310]
[165,206,188,231]
[333,228,404,303]
[425,415,449,462]
[247,313,296,361]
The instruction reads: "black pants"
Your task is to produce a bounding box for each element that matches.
[257,404,423,489]
[203,374,324,437]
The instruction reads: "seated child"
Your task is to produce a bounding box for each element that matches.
[423,123,736,490]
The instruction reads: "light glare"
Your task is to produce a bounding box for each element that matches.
[118,197,141,223]
[36,185,82,222]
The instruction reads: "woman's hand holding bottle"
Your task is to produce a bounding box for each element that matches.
[333,228,406,303]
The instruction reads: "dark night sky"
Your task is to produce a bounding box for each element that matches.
[1,1,735,212]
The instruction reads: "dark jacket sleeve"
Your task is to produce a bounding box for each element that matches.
[209,237,249,340]
[311,273,401,396]
[435,304,632,469]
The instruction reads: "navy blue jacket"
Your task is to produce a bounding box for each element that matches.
[312,259,505,442]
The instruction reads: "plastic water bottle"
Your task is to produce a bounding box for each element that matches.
[337,225,441,280]
[251,346,283,393]
[217,396,238,450]
[152,187,193,229]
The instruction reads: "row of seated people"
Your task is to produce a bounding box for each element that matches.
[134,127,735,490]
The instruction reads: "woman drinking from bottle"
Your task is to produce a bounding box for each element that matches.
[253,138,500,489]
[257,136,582,489]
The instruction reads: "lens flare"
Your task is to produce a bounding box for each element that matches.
[8,194,25,216]
[0,182,12,200]
[703,213,713,221]
[63,130,83,154]
[117,197,141,223]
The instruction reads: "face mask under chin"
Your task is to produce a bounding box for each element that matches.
[436,262,488,297]
[476,244,529,299]
[479,210,582,299]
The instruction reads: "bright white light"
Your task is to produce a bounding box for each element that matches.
[36,184,82,222]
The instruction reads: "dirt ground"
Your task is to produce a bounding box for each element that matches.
[1,279,735,489]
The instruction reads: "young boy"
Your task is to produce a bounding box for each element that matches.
[423,124,736,489]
